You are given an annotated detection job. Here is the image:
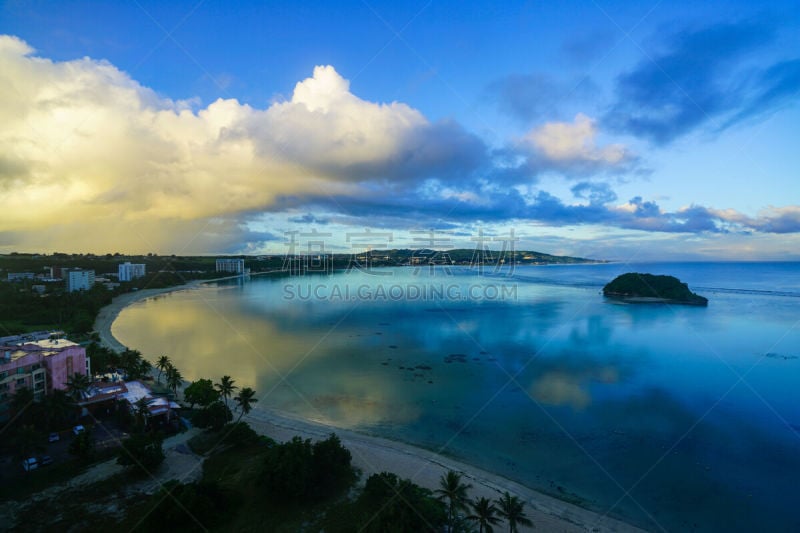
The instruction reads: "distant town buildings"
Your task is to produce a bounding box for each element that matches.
[6,272,35,281]
[216,258,247,274]
[0,335,90,421]
[66,269,95,292]
[118,262,146,281]
[48,266,65,279]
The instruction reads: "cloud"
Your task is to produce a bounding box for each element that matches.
[720,58,800,129]
[1,34,799,255]
[484,73,598,122]
[288,213,329,225]
[571,182,618,205]
[518,113,635,175]
[604,20,800,144]
[244,65,487,185]
[289,185,800,238]
[0,36,486,252]
[711,205,800,233]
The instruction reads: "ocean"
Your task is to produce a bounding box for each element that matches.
[112,262,800,532]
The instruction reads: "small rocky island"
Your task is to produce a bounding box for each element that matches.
[603,273,708,306]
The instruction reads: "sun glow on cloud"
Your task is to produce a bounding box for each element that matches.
[1,33,799,258]
[0,37,477,252]
[526,113,628,165]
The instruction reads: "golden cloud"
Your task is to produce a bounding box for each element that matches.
[0,36,467,252]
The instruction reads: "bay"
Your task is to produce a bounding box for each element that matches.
[112,262,800,532]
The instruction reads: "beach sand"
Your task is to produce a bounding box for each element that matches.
[94,285,645,533]
[243,408,644,532]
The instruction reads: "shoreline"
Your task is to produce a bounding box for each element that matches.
[93,273,258,352]
[93,277,645,533]
[243,407,644,532]
[93,281,205,352]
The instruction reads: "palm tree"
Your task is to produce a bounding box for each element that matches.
[234,387,257,422]
[165,365,183,396]
[139,358,153,378]
[496,491,533,532]
[66,372,91,402]
[155,355,171,383]
[469,497,501,533]
[436,470,473,530]
[133,397,151,432]
[42,389,76,430]
[215,375,237,408]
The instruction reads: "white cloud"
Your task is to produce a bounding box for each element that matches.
[523,113,631,169]
[0,37,482,252]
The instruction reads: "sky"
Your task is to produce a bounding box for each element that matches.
[1,0,799,260]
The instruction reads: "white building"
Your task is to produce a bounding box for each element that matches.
[216,258,246,274]
[6,272,35,281]
[118,262,146,281]
[66,270,95,292]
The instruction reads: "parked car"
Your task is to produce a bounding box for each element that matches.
[48,432,60,443]
[72,424,85,435]
[39,455,53,466]
[21,457,38,471]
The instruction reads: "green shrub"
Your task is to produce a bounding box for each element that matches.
[260,433,355,502]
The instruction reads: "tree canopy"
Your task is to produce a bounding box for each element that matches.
[184,378,219,409]
[603,273,708,305]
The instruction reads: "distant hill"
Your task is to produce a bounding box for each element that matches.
[0,249,601,274]
[603,273,708,306]
[368,248,598,266]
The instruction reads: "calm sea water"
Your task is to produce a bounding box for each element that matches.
[113,262,800,532]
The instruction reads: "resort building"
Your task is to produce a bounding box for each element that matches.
[0,337,90,421]
[66,269,95,292]
[78,379,180,427]
[118,262,146,281]
[216,258,246,274]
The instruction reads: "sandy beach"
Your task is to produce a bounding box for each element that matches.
[94,284,645,533]
[244,407,644,532]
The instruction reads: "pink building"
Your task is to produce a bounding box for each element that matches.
[0,338,90,421]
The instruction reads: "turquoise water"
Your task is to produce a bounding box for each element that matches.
[113,262,800,532]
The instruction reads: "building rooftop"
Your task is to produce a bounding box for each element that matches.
[26,338,79,349]
[119,380,180,415]
[0,331,66,345]
[1,337,80,364]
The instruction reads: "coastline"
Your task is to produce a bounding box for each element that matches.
[93,273,256,352]
[93,279,645,533]
[244,407,644,533]
[93,281,206,352]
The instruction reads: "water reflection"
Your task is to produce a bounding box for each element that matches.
[112,265,800,532]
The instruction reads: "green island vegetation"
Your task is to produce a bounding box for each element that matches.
[1,368,535,531]
[1,249,598,336]
[603,272,708,306]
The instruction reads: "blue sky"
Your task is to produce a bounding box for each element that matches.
[1,0,799,259]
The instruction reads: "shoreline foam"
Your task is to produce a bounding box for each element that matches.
[94,278,645,533]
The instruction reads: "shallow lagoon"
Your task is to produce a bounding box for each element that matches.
[113,262,800,531]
